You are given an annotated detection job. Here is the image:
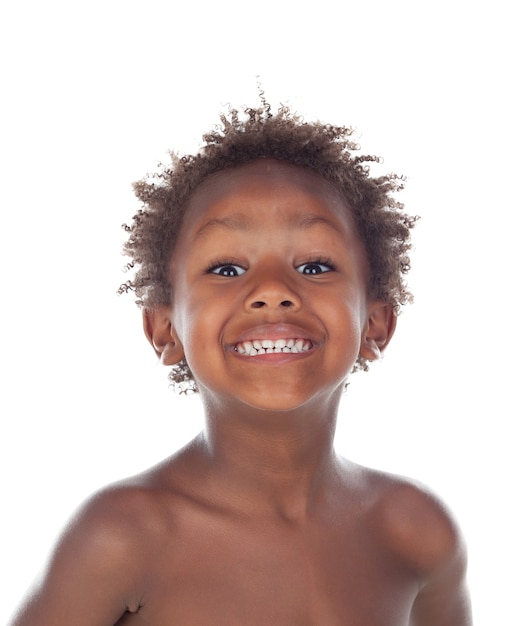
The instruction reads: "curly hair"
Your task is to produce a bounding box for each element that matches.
[120,100,417,392]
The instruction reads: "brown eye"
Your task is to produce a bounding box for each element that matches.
[296,262,333,275]
[210,264,246,277]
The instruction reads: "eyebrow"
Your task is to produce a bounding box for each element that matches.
[195,214,251,238]
[294,213,343,233]
[195,211,344,238]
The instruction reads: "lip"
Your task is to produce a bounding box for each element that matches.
[228,323,319,361]
[231,323,317,345]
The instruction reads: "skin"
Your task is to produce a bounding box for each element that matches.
[10,160,472,625]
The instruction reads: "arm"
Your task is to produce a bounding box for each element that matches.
[377,477,472,626]
[409,539,472,626]
[9,488,149,626]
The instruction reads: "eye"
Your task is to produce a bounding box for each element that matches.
[208,263,246,277]
[296,260,335,275]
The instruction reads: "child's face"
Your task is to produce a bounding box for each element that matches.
[160,159,388,412]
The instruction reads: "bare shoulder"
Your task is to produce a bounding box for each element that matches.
[10,463,181,626]
[363,469,464,573]
[354,465,472,625]
[60,473,176,571]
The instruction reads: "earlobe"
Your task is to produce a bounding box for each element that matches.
[142,308,185,366]
[360,301,397,361]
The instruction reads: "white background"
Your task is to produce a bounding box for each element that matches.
[1,1,523,623]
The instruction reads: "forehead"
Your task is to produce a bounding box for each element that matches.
[182,159,354,236]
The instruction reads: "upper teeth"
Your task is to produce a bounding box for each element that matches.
[235,338,312,356]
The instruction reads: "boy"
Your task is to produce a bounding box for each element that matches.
[11,102,472,625]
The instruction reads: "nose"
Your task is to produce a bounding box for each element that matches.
[245,267,302,311]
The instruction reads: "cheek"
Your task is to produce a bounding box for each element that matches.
[171,268,205,340]
[173,287,231,363]
[324,295,367,357]
[328,289,366,331]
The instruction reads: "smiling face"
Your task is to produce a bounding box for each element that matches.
[147,159,394,413]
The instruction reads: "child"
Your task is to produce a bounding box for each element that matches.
[10,101,472,625]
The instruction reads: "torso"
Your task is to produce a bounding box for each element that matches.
[110,457,425,626]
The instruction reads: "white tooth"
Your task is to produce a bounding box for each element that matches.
[241,338,312,355]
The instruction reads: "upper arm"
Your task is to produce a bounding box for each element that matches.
[9,488,150,626]
[409,545,472,626]
[378,478,472,626]
[407,491,472,626]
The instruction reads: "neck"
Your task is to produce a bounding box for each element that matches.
[195,393,343,520]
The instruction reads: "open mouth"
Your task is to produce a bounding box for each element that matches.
[234,338,313,356]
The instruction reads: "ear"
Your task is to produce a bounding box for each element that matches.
[360,301,397,361]
[142,307,185,366]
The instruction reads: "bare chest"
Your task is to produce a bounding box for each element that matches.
[116,514,418,625]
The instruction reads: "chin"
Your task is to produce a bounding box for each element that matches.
[237,384,344,414]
